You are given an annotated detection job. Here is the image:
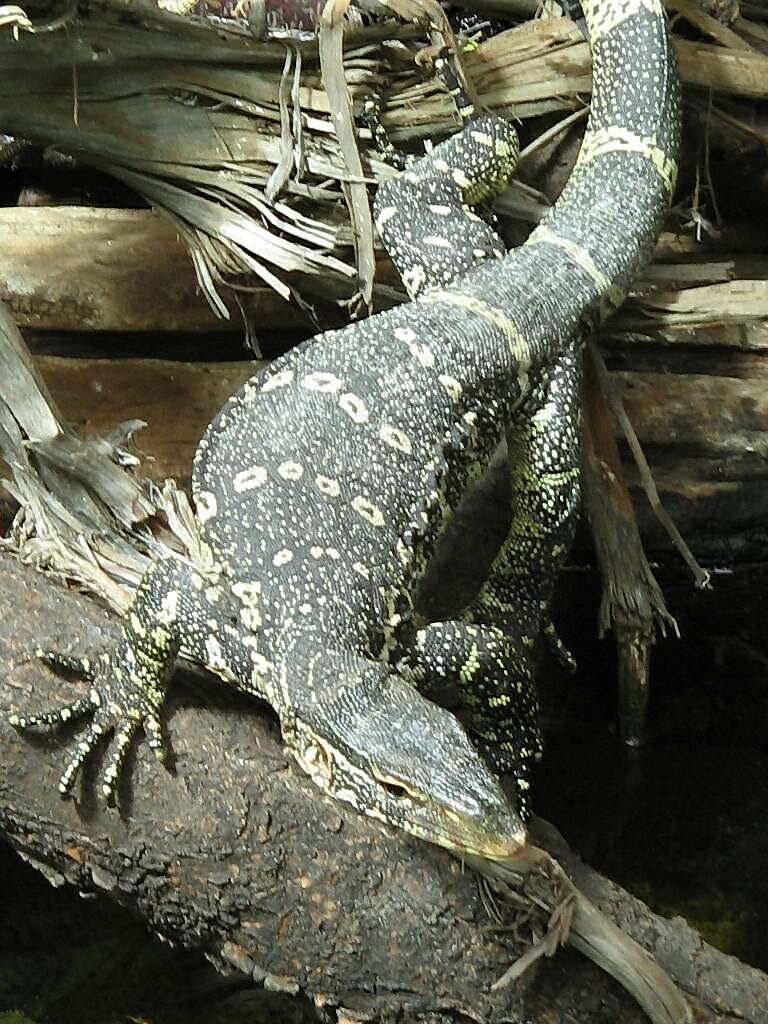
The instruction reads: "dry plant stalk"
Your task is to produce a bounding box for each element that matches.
[0,298,203,613]
[1,0,767,318]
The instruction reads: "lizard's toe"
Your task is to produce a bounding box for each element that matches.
[35,648,97,681]
[58,718,107,798]
[101,717,142,804]
[144,714,166,762]
[9,690,98,731]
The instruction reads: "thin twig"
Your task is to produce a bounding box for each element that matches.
[702,87,721,227]
[518,106,588,165]
[588,340,711,590]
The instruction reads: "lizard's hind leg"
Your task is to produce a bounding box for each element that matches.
[464,345,582,658]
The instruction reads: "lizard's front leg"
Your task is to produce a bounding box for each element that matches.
[8,554,244,801]
[464,345,582,665]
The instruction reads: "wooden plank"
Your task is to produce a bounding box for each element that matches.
[0,208,307,333]
[609,320,768,352]
[34,353,768,477]
[35,355,263,484]
[639,280,768,319]
[675,37,768,98]
[619,369,768,458]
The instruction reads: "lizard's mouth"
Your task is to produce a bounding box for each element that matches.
[422,806,528,861]
[366,765,527,859]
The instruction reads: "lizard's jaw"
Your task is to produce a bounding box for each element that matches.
[426,822,527,861]
[422,784,527,861]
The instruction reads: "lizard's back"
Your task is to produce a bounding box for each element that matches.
[191,291,514,651]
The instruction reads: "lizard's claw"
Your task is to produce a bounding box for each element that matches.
[58,717,107,799]
[100,717,142,804]
[99,712,166,803]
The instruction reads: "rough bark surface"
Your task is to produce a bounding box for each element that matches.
[1,554,766,1023]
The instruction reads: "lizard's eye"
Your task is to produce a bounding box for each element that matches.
[372,770,421,803]
[381,780,410,800]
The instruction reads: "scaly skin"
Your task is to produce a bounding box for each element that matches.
[9,0,680,859]
[371,57,581,815]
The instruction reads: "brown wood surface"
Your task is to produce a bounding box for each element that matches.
[34,355,265,484]
[2,552,767,1023]
[0,208,306,333]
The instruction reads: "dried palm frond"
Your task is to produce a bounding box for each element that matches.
[2,0,766,328]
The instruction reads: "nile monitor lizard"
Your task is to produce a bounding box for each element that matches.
[8,0,680,860]
[366,57,582,810]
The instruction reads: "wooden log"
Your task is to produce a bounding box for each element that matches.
[1,551,766,1023]
[0,208,307,333]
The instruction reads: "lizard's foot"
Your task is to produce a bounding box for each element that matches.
[9,645,170,802]
[8,555,200,802]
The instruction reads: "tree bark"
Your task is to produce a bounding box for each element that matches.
[1,553,766,1023]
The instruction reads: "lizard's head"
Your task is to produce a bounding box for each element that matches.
[280,652,526,860]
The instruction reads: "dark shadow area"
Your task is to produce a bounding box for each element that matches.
[538,563,768,972]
